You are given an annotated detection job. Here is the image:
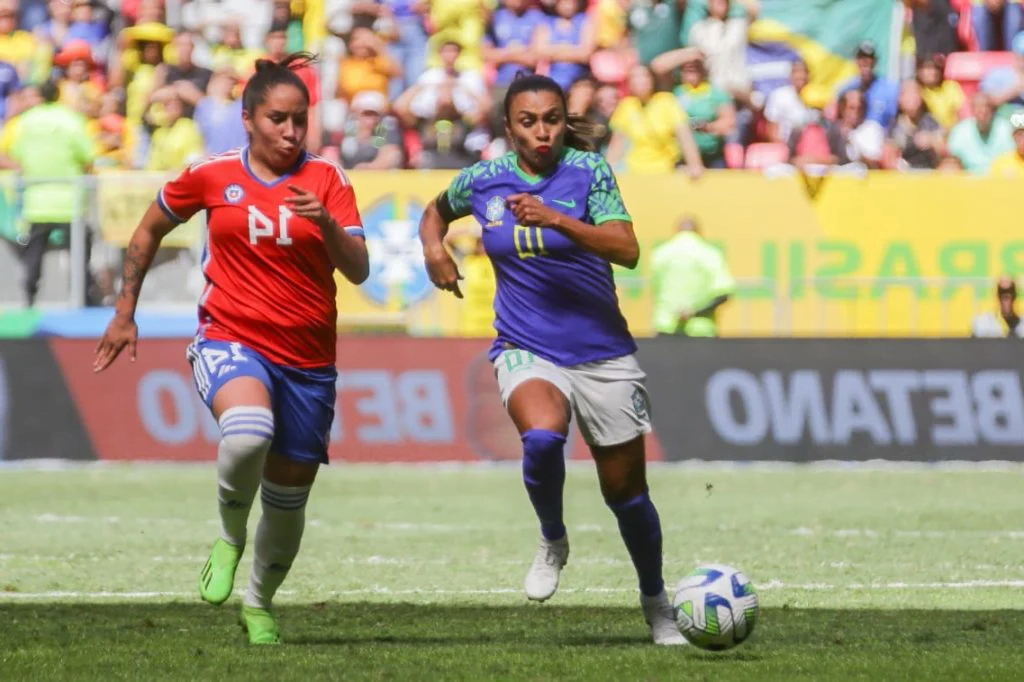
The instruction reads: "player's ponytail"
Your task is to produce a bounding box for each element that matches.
[503,72,602,152]
[565,115,603,153]
[242,51,318,116]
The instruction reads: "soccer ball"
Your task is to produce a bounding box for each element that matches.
[672,564,759,651]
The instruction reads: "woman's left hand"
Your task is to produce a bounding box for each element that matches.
[506,193,562,227]
[286,185,329,227]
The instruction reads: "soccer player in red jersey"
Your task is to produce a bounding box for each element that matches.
[93,53,369,645]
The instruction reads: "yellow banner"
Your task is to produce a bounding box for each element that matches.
[96,172,202,249]
[88,169,1024,337]
[335,171,1024,338]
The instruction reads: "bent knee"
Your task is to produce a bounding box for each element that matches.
[218,406,275,454]
[602,480,648,506]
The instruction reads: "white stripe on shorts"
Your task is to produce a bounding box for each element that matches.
[187,344,210,400]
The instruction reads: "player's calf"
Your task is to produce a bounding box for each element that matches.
[243,479,311,613]
[521,429,568,542]
[607,491,664,598]
[216,406,274,547]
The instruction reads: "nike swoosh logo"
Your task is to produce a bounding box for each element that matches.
[552,199,576,208]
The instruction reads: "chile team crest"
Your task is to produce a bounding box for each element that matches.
[224,184,245,204]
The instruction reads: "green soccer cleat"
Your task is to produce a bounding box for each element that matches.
[239,604,281,645]
[198,538,243,606]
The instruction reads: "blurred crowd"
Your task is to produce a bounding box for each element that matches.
[2,0,1024,175]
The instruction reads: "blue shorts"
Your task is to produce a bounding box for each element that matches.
[186,338,337,464]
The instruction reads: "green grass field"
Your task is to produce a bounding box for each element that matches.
[3,463,1024,681]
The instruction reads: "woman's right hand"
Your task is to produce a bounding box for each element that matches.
[424,244,464,299]
[93,314,139,373]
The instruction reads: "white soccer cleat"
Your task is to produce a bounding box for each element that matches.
[524,535,569,602]
[641,589,689,646]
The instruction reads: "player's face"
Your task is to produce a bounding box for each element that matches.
[244,84,309,169]
[506,90,566,173]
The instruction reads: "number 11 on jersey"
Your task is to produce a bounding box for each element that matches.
[513,224,547,259]
[248,205,294,246]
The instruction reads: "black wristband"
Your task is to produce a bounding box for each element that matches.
[435,190,459,223]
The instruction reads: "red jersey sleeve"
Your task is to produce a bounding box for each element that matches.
[323,165,364,239]
[157,163,206,223]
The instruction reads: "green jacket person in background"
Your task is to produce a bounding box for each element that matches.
[650,215,735,336]
[4,80,95,307]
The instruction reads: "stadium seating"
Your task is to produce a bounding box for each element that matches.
[590,50,628,86]
[743,142,789,169]
[724,143,745,169]
[403,129,423,168]
[944,51,1016,99]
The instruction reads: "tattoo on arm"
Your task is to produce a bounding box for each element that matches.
[118,240,153,305]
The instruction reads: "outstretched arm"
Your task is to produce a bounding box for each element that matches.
[421,168,478,297]
[420,194,464,298]
[93,203,179,371]
[116,203,178,321]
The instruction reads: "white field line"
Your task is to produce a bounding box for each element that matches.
[788,528,1024,539]
[21,515,1024,540]
[6,552,1024,573]
[5,581,1024,601]
[0,553,635,566]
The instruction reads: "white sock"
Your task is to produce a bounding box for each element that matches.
[243,479,311,609]
[216,406,274,547]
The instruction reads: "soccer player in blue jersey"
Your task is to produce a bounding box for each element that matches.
[419,73,685,646]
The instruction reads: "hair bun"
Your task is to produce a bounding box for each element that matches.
[252,58,277,73]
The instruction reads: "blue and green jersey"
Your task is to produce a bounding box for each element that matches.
[445,149,637,367]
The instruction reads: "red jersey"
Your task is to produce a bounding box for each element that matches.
[158,148,364,368]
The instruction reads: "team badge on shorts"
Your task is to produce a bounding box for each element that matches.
[224,184,245,204]
[485,196,505,225]
[631,386,649,421]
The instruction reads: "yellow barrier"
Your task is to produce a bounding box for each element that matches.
[96,172,203,249]
[337,171,1024,337]
[88,170,1024,337]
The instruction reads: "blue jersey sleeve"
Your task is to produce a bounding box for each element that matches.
[445,166,476,219]
[586,155,631,225]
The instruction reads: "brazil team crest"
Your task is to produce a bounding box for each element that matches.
[224,184,245,204]
[485,196,505,225]
[359,195,433,307]
[632,386,650,421]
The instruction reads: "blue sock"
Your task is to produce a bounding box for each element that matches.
[521,429,567,541]
[608,491,664,597]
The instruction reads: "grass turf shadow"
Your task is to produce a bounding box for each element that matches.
[3,603,1024,681]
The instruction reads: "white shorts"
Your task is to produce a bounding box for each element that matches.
[493,348,652,447]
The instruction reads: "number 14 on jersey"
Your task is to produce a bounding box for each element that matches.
[249,205,294,246]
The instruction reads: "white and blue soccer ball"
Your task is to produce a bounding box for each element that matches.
[672,564,759,651]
